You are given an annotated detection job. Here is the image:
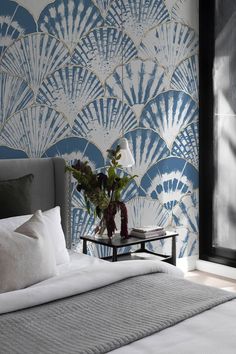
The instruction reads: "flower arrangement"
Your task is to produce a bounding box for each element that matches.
[66,146,137,239]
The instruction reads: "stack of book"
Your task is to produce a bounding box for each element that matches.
[130,226,166,238]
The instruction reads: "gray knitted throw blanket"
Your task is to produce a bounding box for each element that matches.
[0,273,235,354]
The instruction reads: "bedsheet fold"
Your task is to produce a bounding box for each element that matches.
[0,268,235,354]
[0,259,182,314]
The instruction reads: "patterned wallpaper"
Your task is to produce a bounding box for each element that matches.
[0,0,199,259]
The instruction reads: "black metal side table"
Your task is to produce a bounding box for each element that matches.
[80,231,178,265]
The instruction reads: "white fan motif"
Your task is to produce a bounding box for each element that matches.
[171,55,199,102]
[15,1,55,21]
[71,208,95,245]
[127,196,170,229]
[38,0,103,51]
[0,105,71,157]
[0,1,36,57]
[175,226,198,257]
[37,66,104,126]
[72,98,137,157]
[122,129,170,185]
[92,0,113,17]
[1,33,70,93]
[0,72,33,126]
[106,0,170,45]
[171,122,199,169]
[172,191,199,234]
[139,22,198,69]
[140,157,198,211]
[71,27,137,83]
[140,90,198,149]
[105,59,166,121]
[172,0,199,34]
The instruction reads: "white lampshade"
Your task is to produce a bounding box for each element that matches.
[118,138,135,167]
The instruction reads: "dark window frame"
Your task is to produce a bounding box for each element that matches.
[199,0,236,267]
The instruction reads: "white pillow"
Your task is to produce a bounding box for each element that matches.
[42,207,70,265]
[0,211,57,293]
[0,214,31,231]
[0,206,70,265]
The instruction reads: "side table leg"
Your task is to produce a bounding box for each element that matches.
[140,242,145,252]
[172,236,176,266]
[83,239,87,254]
[112,247,117,262]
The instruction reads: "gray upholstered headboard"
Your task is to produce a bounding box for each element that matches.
[0,158,71,248]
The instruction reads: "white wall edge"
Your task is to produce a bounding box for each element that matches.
[176,255,198,273]
[196,260,236,280]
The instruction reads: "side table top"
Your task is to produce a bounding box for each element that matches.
[80,231,178,248]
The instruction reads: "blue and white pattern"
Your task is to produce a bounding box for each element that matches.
[171,0,199,34]
[171,55,199,102]
[119,129,170,185]
[0,0,199,260]
[106,0,170,45]
[43,137,105,170]
[1,33,70,93]
[171,122,198,169]
[14,1,55,21]
[139,21,198,69]
[38,0,103,51]
[105,59,166,121]
[0,0,36,57]
[172,191,199,234]
[71,27,137,83]
[0,105,71,157]
[72,98,137,157]
[0,72,34,126]
[37,65,104,126]
[140,90,198,149]
[93,0,113,17]
[71,208,95,246]
[127,196,171,228]
[140,157,198,211]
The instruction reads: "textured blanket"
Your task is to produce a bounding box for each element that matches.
[0,272,235,354]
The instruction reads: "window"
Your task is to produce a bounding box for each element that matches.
[200,0,236,267]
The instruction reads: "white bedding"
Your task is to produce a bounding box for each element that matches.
[1,252,236,354]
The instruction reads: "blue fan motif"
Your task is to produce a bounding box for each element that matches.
[1,33,70,93]
[71,181,88,210]
[71,27,137,83]
[115,169,139,203]
[140,157,198,211]
[0,105,71,158]
[171,122,199,169]
[0,146,28,159]
[105,59,166,121]
[177,227,198,258]
[127,196,170,229]
[106,0,170,44]
[93,0,113,17]
[171,0,199,34]
[38,0,103,52]
[0,0,36,57]
[171,55,199,102]
[71,208,95,246]
[37,66,104,126]
[139,21,198,68]
[43,137,105,170]
[72,97,137,157]
[113,129,170,185]
[172,191,199,233]
[0,73,34,127]
[140,90,198,149]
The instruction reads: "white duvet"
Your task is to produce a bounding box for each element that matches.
[1,253,236,354]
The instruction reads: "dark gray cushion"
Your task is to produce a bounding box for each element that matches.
[0,174,34,219]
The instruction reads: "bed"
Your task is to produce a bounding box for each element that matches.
[0,158,236,354]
